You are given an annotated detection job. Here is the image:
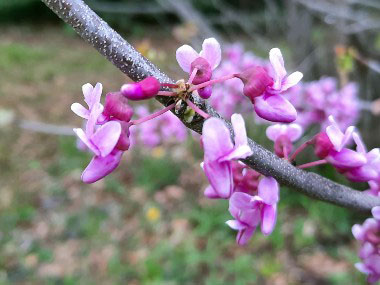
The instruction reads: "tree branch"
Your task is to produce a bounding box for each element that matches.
[41,0,380,213]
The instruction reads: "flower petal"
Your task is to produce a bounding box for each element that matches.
[176,44,199,73]
[82,83,94,107]
[258,176,279,205]
[261,204,277,235]
[231,113,248,147]
[204,185,220,199]
[326,149,367,169]
[236,227,256,245]
[352,224,364,240]
[372,206,380,220]
[286,123,303,142]
[226,220,246,231]
[199,38,221,70]
[254,94,297,123]
[85,103,103,137]
[269,48,286,90]
[73,128,99,156]
[281,71,303,92]
[353,132,367,154]
[81,150,123,184]
[204,160,233,199]
[265,124,284,142]
[91,121,121,157]
[202,118,234,161]
[219,145,252,162]
[229,192,255,210]
[71,103,89,119]
[90,82,103,109]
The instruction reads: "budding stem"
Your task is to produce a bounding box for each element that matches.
[189,73,236,92]
[131,103,176,125]
[290,139,314,162]
[187,68,198,85]
[298,159,327,169]
[185,99,210,119]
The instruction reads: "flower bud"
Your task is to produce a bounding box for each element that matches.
[237,66,273,100]
[314,132,334,159]
[115,122,131,151]
[190,57,212,84]
[121,77,160,100]
[103,92,134,122]
[198,85,212,99]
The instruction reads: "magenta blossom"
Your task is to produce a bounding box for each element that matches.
[202,114,252,199]
[176,38,221,74]
[71,83,106,122]
[344,133,380,182]
[325,115,354,152]
[237,48,302,123]
[227,176,280,245]
[73,104,121,158]
[352,206,380,283]
[120,77,160,101]
[73,102,125,183]
[266,123,302,158]
[322,116,367,169]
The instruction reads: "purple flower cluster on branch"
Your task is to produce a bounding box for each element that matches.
[41,0,380,279]
[352,207,380,283]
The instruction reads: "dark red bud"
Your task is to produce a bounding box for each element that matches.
[115,121,131,151]
[314,132,334,159]
[104,92,134,122]
[236,66,273,101]
[190,57,212,84]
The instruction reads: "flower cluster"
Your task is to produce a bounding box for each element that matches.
[201,114,280,244]
[352,206,380,283]
[70,38,380,279]
[72,84,133,183]
[211,44,360,131]
[285,78,360,130]
[310,116,380,185]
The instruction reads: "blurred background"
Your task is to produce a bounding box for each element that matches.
[1,0,380,284]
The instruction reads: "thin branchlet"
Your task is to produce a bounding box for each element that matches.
[41,0,380,212]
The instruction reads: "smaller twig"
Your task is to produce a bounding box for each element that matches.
[18,120,75,136]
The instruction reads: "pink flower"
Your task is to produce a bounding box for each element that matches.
[202,114,252,199]
[344,133,380,182]
[227,176,280,245]
[71,83,105,122]
[267,48,303,94]
[176,38,221,73]
[325,116,354,152]
[321,116,367,170]
[237,48,302,123]
[266,123,302,158]
[352,206,380,283]
[73,102,125,184]
[73,104,121,157]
